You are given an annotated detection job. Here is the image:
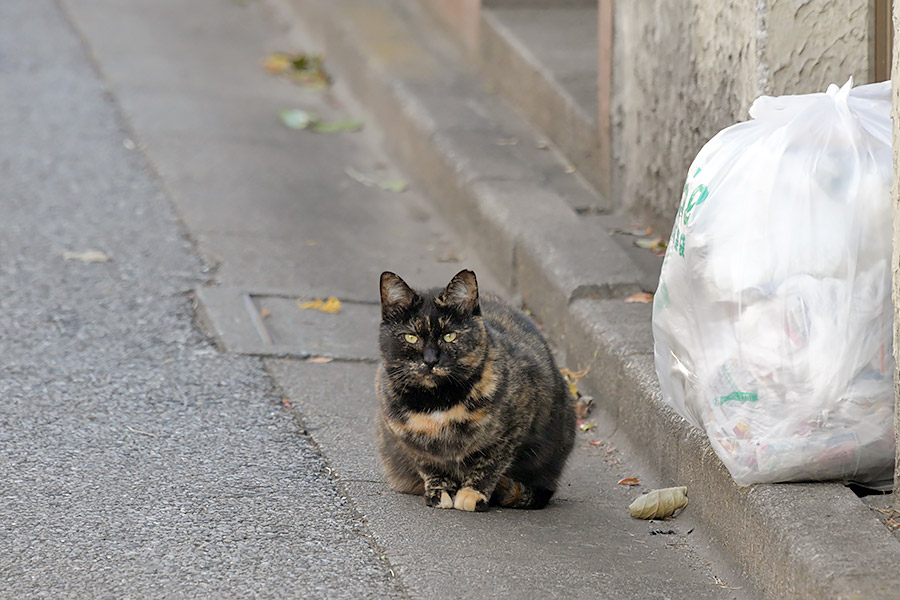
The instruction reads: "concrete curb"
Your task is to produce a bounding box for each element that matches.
[478,7,607,207]
[262,0,900,598]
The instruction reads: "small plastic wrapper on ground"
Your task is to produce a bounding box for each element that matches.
[652,78,895,487]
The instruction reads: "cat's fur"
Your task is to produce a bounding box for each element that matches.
[375,269,576,512]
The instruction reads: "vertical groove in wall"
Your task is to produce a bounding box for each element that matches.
[597,0,613,201]
[873,0,893,82]
[756,0,769,95]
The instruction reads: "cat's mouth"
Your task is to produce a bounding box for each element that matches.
[417,365,449,388]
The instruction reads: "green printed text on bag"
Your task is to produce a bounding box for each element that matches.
[669,167,709,257]
[715,391,759,406]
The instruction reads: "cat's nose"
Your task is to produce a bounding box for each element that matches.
[423,346,439,367]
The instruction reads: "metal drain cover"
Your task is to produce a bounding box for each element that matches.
[194,286,380,360]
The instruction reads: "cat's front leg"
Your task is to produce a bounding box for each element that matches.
[419,469,458,509]
[454,445,515,512]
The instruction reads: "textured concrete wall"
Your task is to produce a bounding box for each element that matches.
[612,0,875,229]
[765,0,872,93]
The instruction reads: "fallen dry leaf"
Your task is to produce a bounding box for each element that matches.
[560,365,590,400]
[634,236,668,255]
[297,297,342,313]
[589,439,604,446]
[871,507,900,531]
[624,292,653,304]
[578,421,596,432]
[345,166,376,186]
[345,167,407,192]
[629,486,688,519]
[378,179,408,193]
[307,356,334,364]
[279,108,317,130]
[63,249,111,263]
[612,225,654,237]
[312,119,363,133]
[712,575,742,590]
[260,308,271,319]
[278,110,363,134]
[263,52,330,90]
[263,53,292,75]
[617,477,640,487]
[574,395,593,420]
[634,236,661,249]
[560,366,591,380]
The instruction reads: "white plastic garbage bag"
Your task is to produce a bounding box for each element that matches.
[652,78,895,487]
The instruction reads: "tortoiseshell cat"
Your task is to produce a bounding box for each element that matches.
[375,269,576,511]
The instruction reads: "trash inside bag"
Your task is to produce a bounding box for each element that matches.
[652,78,895,487]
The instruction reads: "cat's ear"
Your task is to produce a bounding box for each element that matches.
[380,271,417,319]
[438,269,480,315]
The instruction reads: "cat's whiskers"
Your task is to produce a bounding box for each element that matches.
[385,364,421,394]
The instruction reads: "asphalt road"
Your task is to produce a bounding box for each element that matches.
[0,1,404,598]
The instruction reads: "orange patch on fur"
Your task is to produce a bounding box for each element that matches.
[499,481,524,507]
[467,359,498,400]
[458,352,482,367]
[404,413,444,436]
[453,487,487,512]
[402,404,489,436]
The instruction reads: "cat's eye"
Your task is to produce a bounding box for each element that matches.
[403,334,418,344]
[442,332,458,343]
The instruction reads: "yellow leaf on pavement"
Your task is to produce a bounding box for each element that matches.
[560,365,590,398]
[624,292,653,304]
[262,53,292,75]
[262,52,330,90]
[297,297,342,313]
